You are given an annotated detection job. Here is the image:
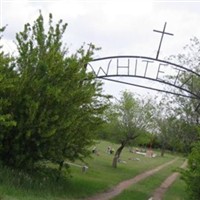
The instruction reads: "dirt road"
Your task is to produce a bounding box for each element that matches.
[84,158,178,200]
[149,160,187,200]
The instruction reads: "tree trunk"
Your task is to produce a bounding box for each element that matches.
[161,145,165,157]
[112,142,125,168]
[56,160,64,181]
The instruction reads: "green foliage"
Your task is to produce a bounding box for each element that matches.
[155,102,199,155]
[100,91,156,144]
[0,12,110,171]
[134,131,153,147]
[0,27,17,162]
[181,141,200,200]
[0,28,16,125]
[167,37,200,143]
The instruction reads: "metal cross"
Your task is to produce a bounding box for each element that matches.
[153,22,174,60]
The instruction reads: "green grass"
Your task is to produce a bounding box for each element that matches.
[0,140,186,200]
[111,158,186,200]
[163,177,187,200]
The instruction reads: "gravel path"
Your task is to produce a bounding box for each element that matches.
[84,158,178,200]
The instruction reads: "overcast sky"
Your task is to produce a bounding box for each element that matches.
[1,0,200,98]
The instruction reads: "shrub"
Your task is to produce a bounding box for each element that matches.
[181,141,200,200]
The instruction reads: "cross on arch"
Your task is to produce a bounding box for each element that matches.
[154,22,174,60]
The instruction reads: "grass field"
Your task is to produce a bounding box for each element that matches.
[0,140,187,200]
[163,177,187,200]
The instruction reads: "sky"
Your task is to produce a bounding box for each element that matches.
[1,0,200,99]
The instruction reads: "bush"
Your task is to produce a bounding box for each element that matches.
[181,141,200,200]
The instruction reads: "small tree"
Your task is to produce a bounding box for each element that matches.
[105,91,155,168]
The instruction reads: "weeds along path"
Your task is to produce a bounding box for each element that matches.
[149,159,187,200]
[84,158,178,200]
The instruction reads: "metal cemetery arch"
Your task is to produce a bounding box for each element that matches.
[88,55,200,100]
[87,23,200,105]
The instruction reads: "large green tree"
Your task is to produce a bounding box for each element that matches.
[168,37,200,124]
[167,37,200,198]
[0,13,109,171]
[155,37,200,156]
[0,27,17,157]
